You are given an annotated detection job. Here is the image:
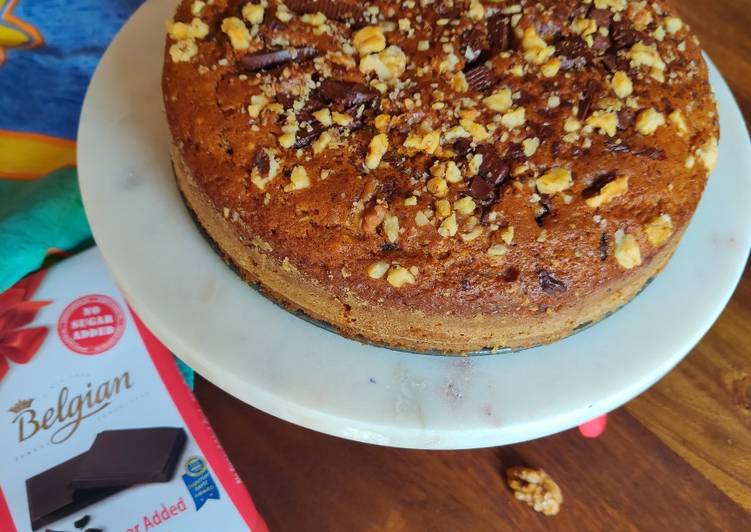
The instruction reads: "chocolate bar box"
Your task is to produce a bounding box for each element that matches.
[0,249,266,531]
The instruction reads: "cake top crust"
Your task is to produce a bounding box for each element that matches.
[163,0,718,317]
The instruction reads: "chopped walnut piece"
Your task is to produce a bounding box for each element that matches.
[438,213,458,237]
[635,108,666,135]
[445,161,462,183]
[374,114,391,132]
[435,199,452,219]
[563,116,581,132]
[627,42,666,78]
[460,119,490,141]
[595,0,626,11]
[614,229,642,269]
[487,243,508,257]
[313,108,333,126]
[403,130,441,154]
[627,2,653,30]
[301,12,326,26]
[668,110,688,135]
[500,226,514,245]
[415,210,431,226]
[247,94,269,118]
[362,203,387,233]
[191,0,205,16]
[169,39,198,62]
[353,26,387,56]
[451,72,469,92]
[483,88,513,112]
[275,3,293,22]
[536,168,573,195]
[453,196,476,216]
[501,107,526,129]
[522,137,540,157]
[360,46,407,81]
[696,137,719,171]
[467,0,485,21]
[645,214,674,246]
[242,3,265,24]
[166,18,209,40]
[540,58,561,78]
[664,16,683,35]
[521,26,555,65]
[585,176,629,208]
[382,214,400,243]
[367,261,390,279]
[221,17,251,50]
[507,467,563,517]
[284,165,310,191]
[586,111,618,137]
[332,111,353,127]
[312,131,333,154]
[387,266,415,287]
[427,176,449,198]
[611,71,633,99]
[366,133,389,169]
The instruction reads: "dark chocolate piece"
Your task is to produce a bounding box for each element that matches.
[539,270,567,295]
[599,232,610,261]
[452,138,473,157]
[604,139,631,153]
[465,66,497,92]
[600,53,619,73]
[582,172,616,199]
[476,145,509,186]
[314,79,379,109]
[633,146,667,160]
[71,427,186,489]
[535,194,554,226]
[74,515,91,529]
[556,37,590,70]
[617,107,635,130]
[284,0,362,23]
[588,7,612,28]
[577,79,600,121]
[487,14,510,52]
[292,123,325,149]
[462,26,486,66]
[238,46,318,72]
[84,529,103,532]
[592,34,611,51]
[252,148,270,175]
[501,266,520,282]
[610,19,641,49]
[467,175,494,202]
[27,454,123,531]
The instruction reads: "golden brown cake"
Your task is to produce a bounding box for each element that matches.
[162,0,719,353]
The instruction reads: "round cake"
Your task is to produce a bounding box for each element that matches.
[162,0,719,353]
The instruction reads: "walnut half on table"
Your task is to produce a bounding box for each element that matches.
[506,467,563,516]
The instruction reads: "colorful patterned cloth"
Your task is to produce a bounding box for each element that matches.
[0,0,194,387]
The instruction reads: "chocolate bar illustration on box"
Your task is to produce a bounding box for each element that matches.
[26,427,186,530]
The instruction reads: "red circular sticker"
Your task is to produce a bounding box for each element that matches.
[57,294,126,355]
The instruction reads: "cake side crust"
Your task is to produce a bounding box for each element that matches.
[173,144,680,353]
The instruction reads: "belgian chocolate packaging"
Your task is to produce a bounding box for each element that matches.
[0,249,267,531]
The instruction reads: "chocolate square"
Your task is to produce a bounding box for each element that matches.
[26,453,122,530]
[71,427,186,488]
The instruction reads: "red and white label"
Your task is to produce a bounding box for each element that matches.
[57,294,125,355]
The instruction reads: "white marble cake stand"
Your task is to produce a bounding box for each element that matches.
[78,0,751,449]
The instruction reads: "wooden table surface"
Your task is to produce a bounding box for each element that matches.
[194,2,751,529]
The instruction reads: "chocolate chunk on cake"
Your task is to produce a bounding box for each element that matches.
[162,0,719,353]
